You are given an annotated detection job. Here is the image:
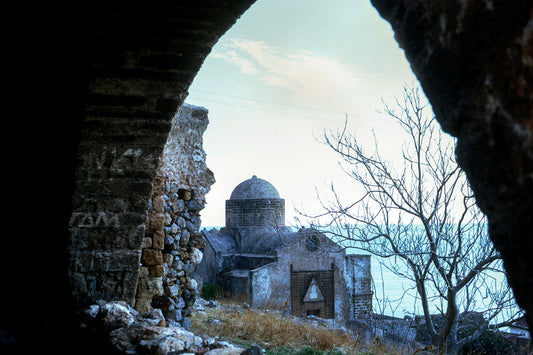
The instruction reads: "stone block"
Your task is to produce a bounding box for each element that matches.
[152,230,164,250]
[186,278,197,291]
[149,265,165,277]
[152,195,165,213]
[169,192,179,202]
[190,248,203,264]
[187,200,204,212]
[181,317,192,330]
[152,177,164,195]
[172,200,185,213]
[169,223,179,235]
[99,301,139,330]
[137,276,163,297]
[176,216,186,229]
[135,297,152,314]
[147,213,164,233]
[180,230,190,246]
[164,309,182,322]
[142,249,163,266]
[175,297,186,309]
[138,266,149,278]
[186,221,196,233]
[142,237,152,249]
[164,212,172,226]
[164,283,181,297]
[164,235,175,245]
[180,190,192,201]
[139,336,185,354]
[163,253,173,266]
[173,259,183,270]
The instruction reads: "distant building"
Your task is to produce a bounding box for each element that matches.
[503,316,531,340]
[196,175,372,324]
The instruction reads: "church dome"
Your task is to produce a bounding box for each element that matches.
[230,175,280,200]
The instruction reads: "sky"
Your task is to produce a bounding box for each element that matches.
[183,0,521,320]
[185,0,422,228]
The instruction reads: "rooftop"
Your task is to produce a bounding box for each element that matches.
[229,175,281,200]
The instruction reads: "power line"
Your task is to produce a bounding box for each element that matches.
[190,88,381,120]
[191,88,363,117]
[186,95,339,122]
[187,88,397,130]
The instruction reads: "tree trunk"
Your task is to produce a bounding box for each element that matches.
[438,289,459,354]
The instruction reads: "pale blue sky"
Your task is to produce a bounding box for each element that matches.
[186,0,421,227]
[184,1,521,321]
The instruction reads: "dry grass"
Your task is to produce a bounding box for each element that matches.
[191,300,397,354]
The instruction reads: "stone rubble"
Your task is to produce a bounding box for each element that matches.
[81,301,262,355]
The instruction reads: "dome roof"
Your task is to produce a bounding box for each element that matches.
[230,175,280,200]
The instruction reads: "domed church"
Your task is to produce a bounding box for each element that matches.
[196,175,372,324]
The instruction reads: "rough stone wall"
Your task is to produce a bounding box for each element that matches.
[136,103,215,326]
[345,255,372,319]
[194,233,219,284]
[278,236,351,324]
[67,0,255,310]
[370,0,533,328]
[249,234,368,325]
[250,265,278,308]
[160,104,215,198]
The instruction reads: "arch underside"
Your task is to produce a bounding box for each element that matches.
[23,0,532,333]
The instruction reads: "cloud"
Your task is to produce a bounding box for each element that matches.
[212,49,260,75]
[212,38,367,108]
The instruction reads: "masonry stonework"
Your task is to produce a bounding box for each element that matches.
[7,1,533,350]
[199,176,373,325]
[226,199,285,228]
[66,1,253,311]
[136,103,214,326]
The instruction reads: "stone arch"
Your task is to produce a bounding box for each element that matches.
[7,0,532,345]
[68,1,258,308]
[69,0,533,330]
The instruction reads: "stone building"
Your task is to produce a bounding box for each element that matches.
[196,175,372,324]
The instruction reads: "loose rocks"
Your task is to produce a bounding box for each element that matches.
[81,301,251,354]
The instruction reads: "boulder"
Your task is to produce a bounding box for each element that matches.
[139,308,166,327]
[190,248,203,264]
[83,301,256,354]
[109,318,202,354]
[139,336,185,354]
[100,301,138,330]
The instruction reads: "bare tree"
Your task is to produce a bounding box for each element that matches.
[300,85,523,354]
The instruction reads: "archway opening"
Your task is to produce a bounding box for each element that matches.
[176,0,521,332]
[11,1,529,352]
